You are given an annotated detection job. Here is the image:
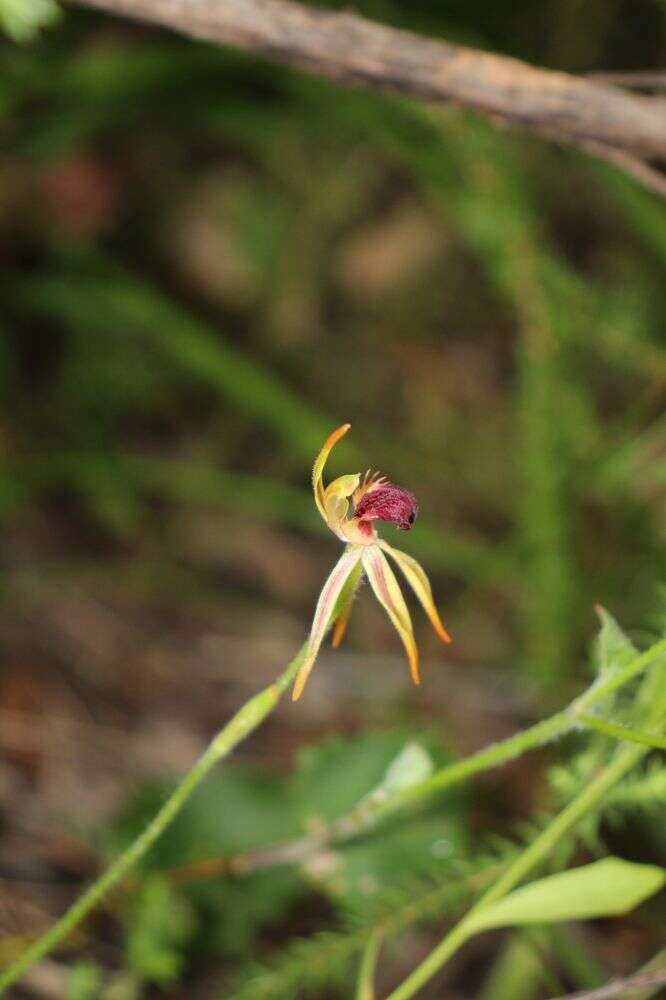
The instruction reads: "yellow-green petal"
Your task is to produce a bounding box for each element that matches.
[292,545,363,701]
[324,473,361,533]
[312,424,351,523]
[378,540,452,644]
[362,545,420,684]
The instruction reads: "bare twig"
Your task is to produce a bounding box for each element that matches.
[71,0,666,195]
[573,138,666,199]
[547,968,666,1000]
[588,70,666,90]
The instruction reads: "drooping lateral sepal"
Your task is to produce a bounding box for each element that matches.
[330,555,364,647]
[331,601,353,648]
[378,540,452,644]
[292,545,363,701]
[362,545,420,684]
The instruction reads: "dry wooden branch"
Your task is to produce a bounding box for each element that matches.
[72,0,666,196]
[588,70,666,90]
[548,967,666,1000]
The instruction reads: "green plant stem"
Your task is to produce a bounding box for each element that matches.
[173,637,666,880]
[0,643,308,995]
[377,637,666,826]
[386,741,648,1000]
[356,927,384,1000]
[368,711,572,826]
[576,713,666,749]
[384,647,666,999]
[179,710,576,883]
[3,638,664,995]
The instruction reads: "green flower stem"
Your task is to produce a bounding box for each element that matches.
[179,711,576,877]
[3,636,664,995]
[174,637,666,876]
[386,741,648,1000]
[576,713,666,749]
[366,711,572,827]
[387,664,666,1000]
[0,642,308,996]
[356,927,384,1000]
[359,636,666,832]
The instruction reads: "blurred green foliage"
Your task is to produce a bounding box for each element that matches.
[1,1,664,688]
[104,731,464,989]
[0,0,59,43]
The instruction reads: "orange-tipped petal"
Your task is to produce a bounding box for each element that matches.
[292,545,362,701]
[378,540,452,644]
[292,658,314,702]
[331,600,353,648]
[362,545,420,685]
[407,637,420,684]
[312,424,351,523]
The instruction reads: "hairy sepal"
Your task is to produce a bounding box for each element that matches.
[362,545,420,684]
[292,545,363,701]
[378,540,451,643]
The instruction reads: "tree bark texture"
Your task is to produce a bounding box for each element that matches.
[73,0,666,194]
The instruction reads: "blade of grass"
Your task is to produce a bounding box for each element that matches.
[355,927,384,1000]
[12,269,338,463]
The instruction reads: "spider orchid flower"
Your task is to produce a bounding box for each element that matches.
[292,423,451,701]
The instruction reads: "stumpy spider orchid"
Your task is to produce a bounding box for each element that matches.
[292,424,451,700]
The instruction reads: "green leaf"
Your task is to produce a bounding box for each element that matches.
[594,606,638,677]
[124,876,195,985]
[108,769,305,958]
[0,0,59,41]
[291,732,465,916]
[467,858,665,934]
[65,961,103,1000]
[361,742,435,803]
[291,731,451,826]
[478,935,545,1000]
[106,732,464,953]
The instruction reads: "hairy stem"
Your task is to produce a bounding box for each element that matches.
[386,741,648,1000]
[337,635,666,834]
[171,637,666,883]
[3,637,664,993]
[386,648,666,1000]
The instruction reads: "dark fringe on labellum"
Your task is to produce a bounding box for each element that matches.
[355,483,418,530]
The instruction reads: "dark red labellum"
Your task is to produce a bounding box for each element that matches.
[355,483,418,531]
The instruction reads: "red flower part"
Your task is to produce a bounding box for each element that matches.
[355,483,418,531]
